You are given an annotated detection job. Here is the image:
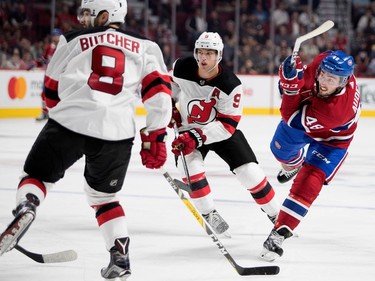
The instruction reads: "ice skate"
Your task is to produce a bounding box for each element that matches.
[101,237,131,280]
[0,194,39,255]
[35,112,49,121]
[202,209,231,238]
[260,225,293,262]
[277,166,301,183]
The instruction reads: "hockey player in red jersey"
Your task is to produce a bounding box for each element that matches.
[0,0,171,279]
[260,50,361,261]
[169,32,280,237]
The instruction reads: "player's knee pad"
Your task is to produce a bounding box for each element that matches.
[234,162,266,188]
[290,163,326,205]
[84,179,119,208]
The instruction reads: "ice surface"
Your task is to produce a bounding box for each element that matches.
[0,115,374,281]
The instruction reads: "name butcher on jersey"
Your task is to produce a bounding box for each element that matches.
[80,32,140,53]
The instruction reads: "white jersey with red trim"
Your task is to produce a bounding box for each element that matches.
[44,26,172,141]
[171,57,243,145]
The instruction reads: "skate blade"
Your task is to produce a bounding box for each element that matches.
[103,270,131,281]
[0,213,34,255]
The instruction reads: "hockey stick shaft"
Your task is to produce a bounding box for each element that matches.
[160,167,279,275]
[173,124,192,188]
[15,244,77,263]
[291,20,334,65]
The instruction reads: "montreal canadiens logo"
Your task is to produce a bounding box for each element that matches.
[8,76,27,100]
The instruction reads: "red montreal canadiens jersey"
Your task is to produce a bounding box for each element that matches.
[280,52,361,148]
[44,26,171,140]
[43,43,57,63]
[171,57,243,144]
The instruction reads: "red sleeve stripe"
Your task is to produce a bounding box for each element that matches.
[216,114,241,134]
[18,177,47,198]
[141,71,171,102]
[45,97,60,108]
[44,75,60,108]
[44,75,58,91]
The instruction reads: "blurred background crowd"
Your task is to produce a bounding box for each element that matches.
[1,0,375,77]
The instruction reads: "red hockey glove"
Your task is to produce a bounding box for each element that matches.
[140,128,167,169]
[279,55,305,95]
[167,105,182,128]
[171,128,206,156]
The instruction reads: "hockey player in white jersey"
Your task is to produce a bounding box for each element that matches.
[0,0,172,280]
[169,32,279,237]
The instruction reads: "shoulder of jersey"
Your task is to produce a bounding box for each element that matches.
[63,26,149,43]
[173,57,241,95]
[217,67,242,95]
[173,57,197,80]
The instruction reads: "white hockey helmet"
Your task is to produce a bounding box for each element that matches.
[81,0,127,26]
[194,32,224,64]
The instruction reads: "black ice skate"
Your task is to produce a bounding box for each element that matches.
[101,237,131,280]
[260,225,293,262]
[202,209,231,238]
[277,166,301,183]
[35,112,49,121]
[0,194,39,256]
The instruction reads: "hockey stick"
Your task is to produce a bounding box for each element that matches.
[291,20,334,65]
[15,244,77,263]
[172,124,192,188]
[160,167,279,275]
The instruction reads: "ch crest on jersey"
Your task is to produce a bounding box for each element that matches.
[187,99,217,125]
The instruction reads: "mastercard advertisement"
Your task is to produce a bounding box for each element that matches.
[0,70,44,117]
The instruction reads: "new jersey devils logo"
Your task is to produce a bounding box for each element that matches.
[187,99,217,125]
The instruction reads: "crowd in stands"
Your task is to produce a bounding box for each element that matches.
[1,0,375,77]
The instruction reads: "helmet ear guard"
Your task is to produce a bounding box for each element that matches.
[319,50,354,86]
[194,32,224,65]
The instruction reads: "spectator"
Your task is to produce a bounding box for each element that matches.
[207,9,223,33]
[0,52,7,68]
[185,8,207,48]
[274,24,293,48]
[9,3,32,31]
[332,29,348,51]
[5,47,26,69]
[356,8,375,33]
[299,5,320,30]
[252,2,269,26]
[272,1,290,28]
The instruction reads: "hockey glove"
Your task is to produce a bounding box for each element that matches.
[140,128,167,169]
[167,105,182,128]
[171,128,206,156]
[279,55,304,95]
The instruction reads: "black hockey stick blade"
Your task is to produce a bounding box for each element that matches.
[236,264,280,276]
[15,244,78,263]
